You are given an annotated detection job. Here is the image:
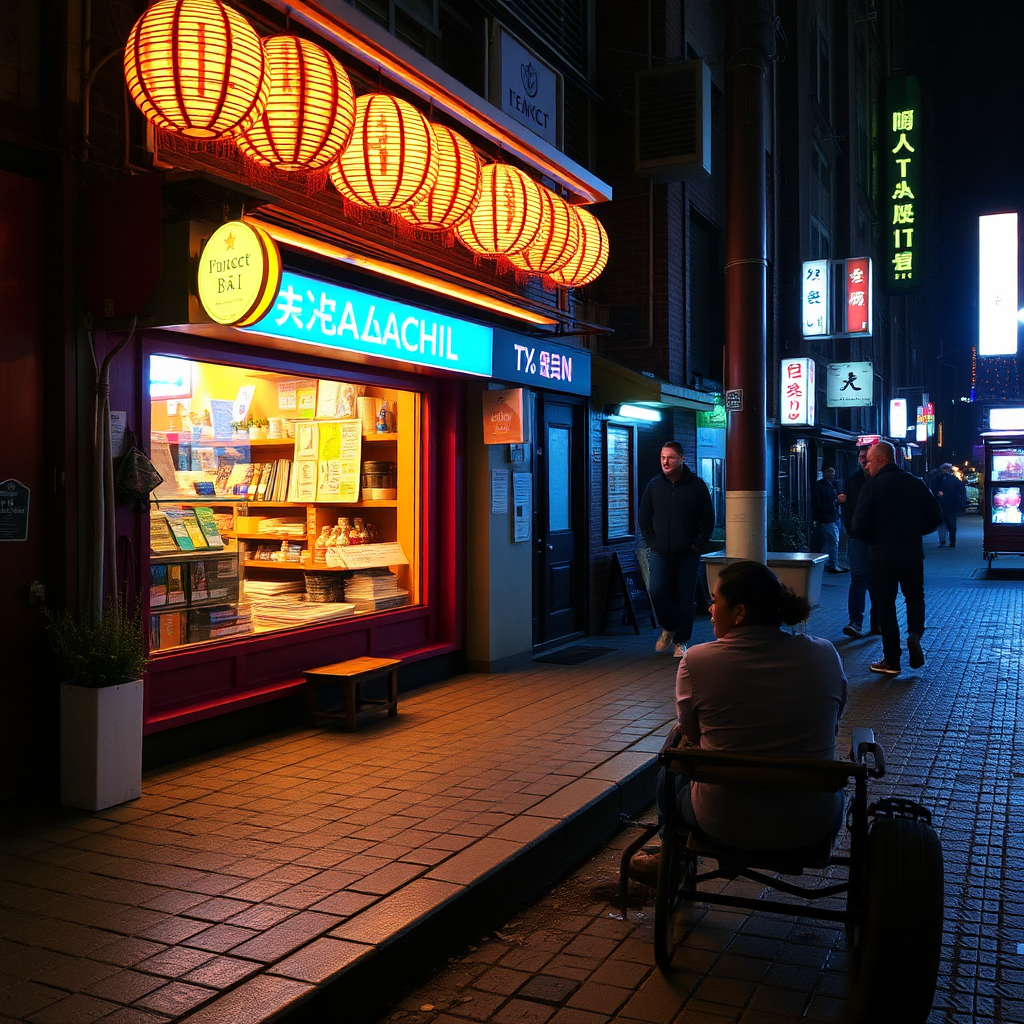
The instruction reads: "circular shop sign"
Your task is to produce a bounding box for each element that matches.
[197,220,282,326]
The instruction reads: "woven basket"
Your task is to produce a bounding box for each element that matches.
[304,572,346,603]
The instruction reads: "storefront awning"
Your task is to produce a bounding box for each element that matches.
[590,356,717,412]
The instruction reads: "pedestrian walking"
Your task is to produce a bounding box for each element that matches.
[924,465,947,545]
[813,466,847,572]
[931,463,967,547]
[837,446,878,638]
[638,440,715,658]
[852,441,943,675]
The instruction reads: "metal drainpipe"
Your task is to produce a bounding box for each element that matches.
[723,0,772,562]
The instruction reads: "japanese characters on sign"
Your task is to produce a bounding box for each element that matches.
[801,260,829,337]
[826,361,873,407]
[490,331,590,396]
[246,270,493,377]
[780,358,815,426]
[886,76,922,292]
[978,213,1019,356]
[844,258,872,334]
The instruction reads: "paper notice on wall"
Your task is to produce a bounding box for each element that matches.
[315,419,361,501]
[109,411,127,459]
[513,471,532,542]
[491,470,509,515]
[278,379,298,410]
[233,385,256,423]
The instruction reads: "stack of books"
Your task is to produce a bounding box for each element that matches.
[250,594,355,629]
[257,517,306,537]
[343,569,409,611]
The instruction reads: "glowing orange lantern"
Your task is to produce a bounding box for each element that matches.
[396,126,481,231]
[455,164,544,257]
[508,187,580,276]
[330,94,437,209]
[234,36,355,172]
[548,206,609,287]
[123,0,268,140]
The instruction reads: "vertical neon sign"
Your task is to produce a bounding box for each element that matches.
[885,76,922,292]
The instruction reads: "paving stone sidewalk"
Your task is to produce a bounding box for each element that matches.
[382,516,1024,1024]
[1,516,1022,1024]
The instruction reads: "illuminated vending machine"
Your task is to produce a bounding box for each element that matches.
[981,431,1024,568]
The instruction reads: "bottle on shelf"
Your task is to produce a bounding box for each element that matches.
[376,401,389,433]
[347,517,363,544]
[354,517,370,543]
[335,519,350,547]
[314,526,331,564]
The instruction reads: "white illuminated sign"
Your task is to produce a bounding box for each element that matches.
[780,357,815,426]
[890,398,908,437]
[826,361,873,407]
[990,407,1024,430]
[979,213,1019,356]
[801,260,829,337]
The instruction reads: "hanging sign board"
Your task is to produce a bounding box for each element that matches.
[889,399,908,437]
[780,358,815,426]
[885,76,922,292]
[826,361,873,407]
[490,23,561,148]
[0,478,30,541]
[844,257,872,334]
[482,388,526,444]
[802,260,829,337]
[197,220,282,326]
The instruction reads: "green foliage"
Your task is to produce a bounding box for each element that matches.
[47,600,149,688]
[768,498,809,552]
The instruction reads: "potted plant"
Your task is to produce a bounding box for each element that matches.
[48,599,149,810]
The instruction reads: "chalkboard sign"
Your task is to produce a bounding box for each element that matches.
[605,550,655,634]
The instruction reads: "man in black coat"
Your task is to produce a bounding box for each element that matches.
[931,463,967,547]
[852,441,943,675]
[638,441,715,658]
[837,446,878,638]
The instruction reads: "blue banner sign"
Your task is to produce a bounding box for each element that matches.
[491,329,590,396]
[245,270,494,377]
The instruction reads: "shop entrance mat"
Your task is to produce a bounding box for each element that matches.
[534,645,616,665]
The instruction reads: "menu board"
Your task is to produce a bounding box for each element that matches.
[990,449,1024,481]
[991,487,1023,525]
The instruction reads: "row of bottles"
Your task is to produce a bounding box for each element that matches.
[313,518,379,563]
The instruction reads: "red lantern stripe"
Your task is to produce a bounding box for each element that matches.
[397,126,481,230]
[508,188,579,275]
[455,165,543,256]
[548,205,609,288]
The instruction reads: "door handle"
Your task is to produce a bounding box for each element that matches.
[546,543,554,550]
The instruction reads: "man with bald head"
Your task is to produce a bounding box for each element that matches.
[852,441,942,675]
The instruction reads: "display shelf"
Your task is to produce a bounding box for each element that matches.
[151,545,236,563]
[231,532,308,541]
[243,559,309,570]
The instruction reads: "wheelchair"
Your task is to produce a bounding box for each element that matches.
[619,727,943,1024]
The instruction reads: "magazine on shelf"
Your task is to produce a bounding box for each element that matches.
[192,506,225,548]
[149,511,179,553]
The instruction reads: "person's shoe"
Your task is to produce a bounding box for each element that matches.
[825,566,842,573]
[908,635,925,669]
[843,623,863,639]
[870,659,900,676]
[673,643,687,658]
[949,542,956,548]
[655,629,673,653]
[836,566,849,573]
[938,541,946,547]
[628,847,661,887]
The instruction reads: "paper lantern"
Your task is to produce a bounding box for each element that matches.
[396,126,481,231]
[330,94,438,209]
[548,206,609,287]
[507,188,580,276]
[455,164,544,257]
[234,36,355,172]
[123,0,268,140]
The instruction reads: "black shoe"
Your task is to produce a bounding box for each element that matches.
[843,623,863,639]
[908,636,924,669]
[949,543,956,548]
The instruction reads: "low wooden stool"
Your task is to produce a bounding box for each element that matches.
[304,657,400,732]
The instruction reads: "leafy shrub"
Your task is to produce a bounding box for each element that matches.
[768,498,809,552]
[47,600,148,688]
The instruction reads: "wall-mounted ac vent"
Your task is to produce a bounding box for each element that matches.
[635,60,711,182]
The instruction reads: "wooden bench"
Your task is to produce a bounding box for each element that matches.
[304,657,400,731]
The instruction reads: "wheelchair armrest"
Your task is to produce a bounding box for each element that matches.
[660,725,684,756]
[850,726,886,778]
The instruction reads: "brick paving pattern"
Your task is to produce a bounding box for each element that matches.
[0,517,1021,1023]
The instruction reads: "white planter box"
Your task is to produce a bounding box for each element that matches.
[60,680,143,811]
[701,552,829,609]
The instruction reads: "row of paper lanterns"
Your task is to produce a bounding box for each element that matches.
[123,0,608,287]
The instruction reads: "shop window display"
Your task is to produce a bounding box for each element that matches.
[148,357,419,652]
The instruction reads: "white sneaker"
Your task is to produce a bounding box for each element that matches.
[655,629,673,653]
[673,643,687,658]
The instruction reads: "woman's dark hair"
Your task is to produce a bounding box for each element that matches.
[716,560,810,626]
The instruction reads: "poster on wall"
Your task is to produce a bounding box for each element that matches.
[513,472,532,542]
[315,420,362,502]
[826,361,873,407]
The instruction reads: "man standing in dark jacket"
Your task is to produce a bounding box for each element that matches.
[931,463,967,547]
[812,467,846,572]
[638,441,715,658]
[837,446,878,638]
[852,441,943,675]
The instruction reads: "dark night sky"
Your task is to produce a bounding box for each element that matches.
[914,1,1024,450]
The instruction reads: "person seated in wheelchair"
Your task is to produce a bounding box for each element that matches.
[630,559,848,885]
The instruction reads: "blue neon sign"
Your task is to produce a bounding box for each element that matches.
[244,270,493,377]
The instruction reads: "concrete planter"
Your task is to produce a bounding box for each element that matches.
[60,679,144,811]
[701,552,829,609]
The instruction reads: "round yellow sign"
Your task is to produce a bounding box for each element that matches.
[197,220,282,326]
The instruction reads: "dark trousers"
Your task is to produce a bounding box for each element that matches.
[940,510,958,545]
[647,549,702,645]
[870,559,925,666]
[847,537,877,631]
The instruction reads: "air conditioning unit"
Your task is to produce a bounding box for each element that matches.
[635,60,711,182]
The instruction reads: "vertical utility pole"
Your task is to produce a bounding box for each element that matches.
[724,0,772,562]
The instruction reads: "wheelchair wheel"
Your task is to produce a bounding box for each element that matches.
[653,838,682,971]
[848,815,943,1023]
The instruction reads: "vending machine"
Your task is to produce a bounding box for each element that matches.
[981,432,1024,567]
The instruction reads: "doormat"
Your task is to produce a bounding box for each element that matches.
[972,567,1024,581]
[534,645,616,665]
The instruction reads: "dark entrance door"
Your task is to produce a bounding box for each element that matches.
[532,397,585,646]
